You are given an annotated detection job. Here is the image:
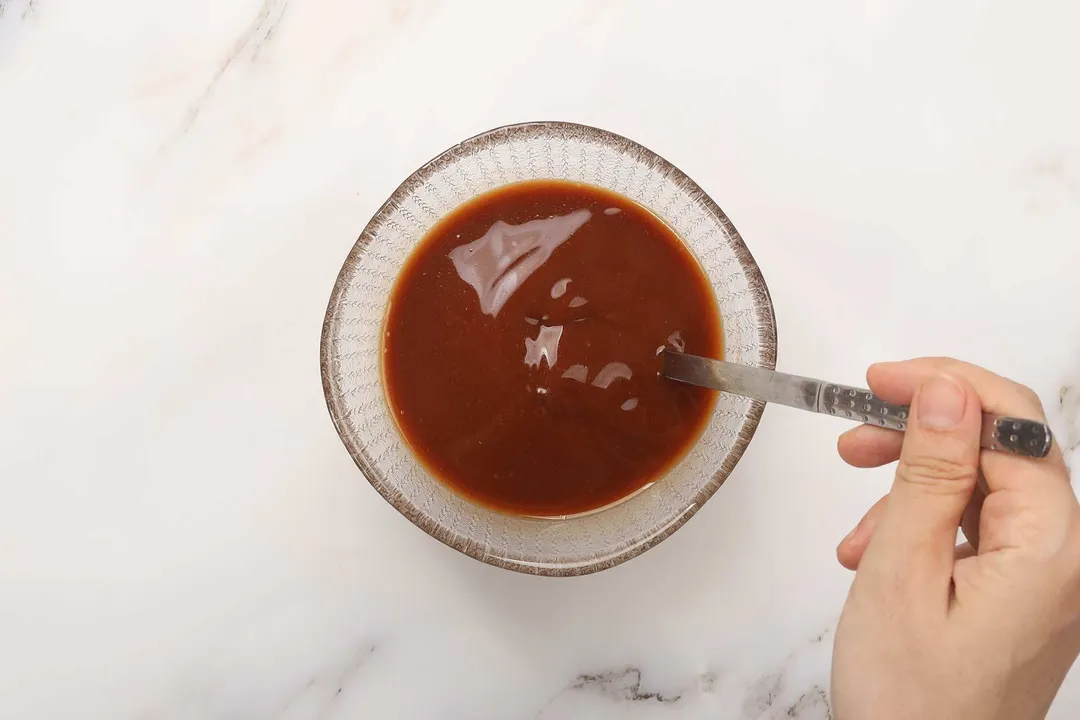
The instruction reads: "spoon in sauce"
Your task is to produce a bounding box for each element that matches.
[661,351,1053,458]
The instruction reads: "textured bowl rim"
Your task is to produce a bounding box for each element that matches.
[320,120,778,576]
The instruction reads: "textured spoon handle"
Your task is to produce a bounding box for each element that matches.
[819,383,1053,458]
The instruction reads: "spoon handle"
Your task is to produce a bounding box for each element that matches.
[661,351,1053,459]
[821,381,1052,458]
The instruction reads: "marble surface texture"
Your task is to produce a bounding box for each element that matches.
[3,1,1080,718]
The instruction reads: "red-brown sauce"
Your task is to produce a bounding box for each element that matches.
[383,180,722,516]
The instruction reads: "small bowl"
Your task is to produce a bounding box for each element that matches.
[321,122,776,576]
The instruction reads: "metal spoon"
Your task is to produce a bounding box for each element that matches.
[661,351,1053,459]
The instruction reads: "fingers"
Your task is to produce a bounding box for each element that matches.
[845,357,1076,584]
[837,495,888,570]
[838,494,982,570]
[838,412,981,550]
[867,358,1047,421]
[960,483,985,550]
[868,359,1069,497]
[840,359,1053,473]
[838,425,903,468]
[860,372,983,607]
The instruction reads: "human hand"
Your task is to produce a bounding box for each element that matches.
[831,358,1080,720]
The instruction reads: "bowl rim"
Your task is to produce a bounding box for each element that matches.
[320,120,778,576]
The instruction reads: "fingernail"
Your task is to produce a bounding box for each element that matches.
[917,374,966,429]
[841,526,858,544]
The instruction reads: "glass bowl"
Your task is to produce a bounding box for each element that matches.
[321,121,777,576]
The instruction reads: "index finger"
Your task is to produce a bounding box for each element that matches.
[868,357,1047,421]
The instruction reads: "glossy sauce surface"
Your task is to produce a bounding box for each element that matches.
[383,181,722,516]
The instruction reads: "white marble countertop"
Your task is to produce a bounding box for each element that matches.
[3,0,1080,717]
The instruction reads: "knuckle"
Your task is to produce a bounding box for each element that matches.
[990,496,1044,547]
[1016,383,1045,412]
[897,454,977,492]
[949,360,1046,418]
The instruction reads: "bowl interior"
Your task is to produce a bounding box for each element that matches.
[321,122,776,575]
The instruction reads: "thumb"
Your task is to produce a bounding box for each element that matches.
[861,373,982,605]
